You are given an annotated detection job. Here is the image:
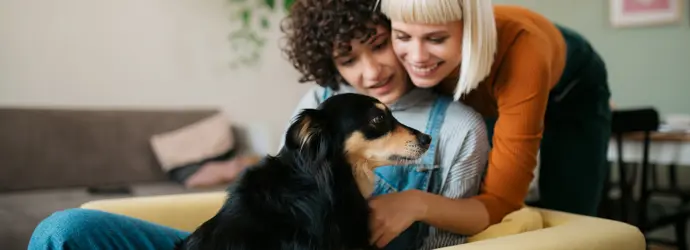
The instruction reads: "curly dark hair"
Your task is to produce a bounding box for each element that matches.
[280,0,390,90]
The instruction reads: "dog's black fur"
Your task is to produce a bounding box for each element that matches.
[175,93,430,250]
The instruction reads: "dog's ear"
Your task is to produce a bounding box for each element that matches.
[285,108,330,161]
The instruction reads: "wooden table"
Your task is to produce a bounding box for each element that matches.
[624,131,690,142]
[607,130,690,166]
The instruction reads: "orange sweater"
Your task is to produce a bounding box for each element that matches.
[447,5,567,225]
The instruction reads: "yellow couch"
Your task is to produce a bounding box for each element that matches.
[80,191,646,250]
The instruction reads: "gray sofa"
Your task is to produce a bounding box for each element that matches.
[0,107,248,250]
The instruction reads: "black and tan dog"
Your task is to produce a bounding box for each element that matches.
[175,93,432,250]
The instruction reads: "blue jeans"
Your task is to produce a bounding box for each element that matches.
[29,208,190,250]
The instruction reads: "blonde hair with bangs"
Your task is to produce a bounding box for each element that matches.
[377,0,497,101]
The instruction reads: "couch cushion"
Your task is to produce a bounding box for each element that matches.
[467,207,544,242]
[0,107,218,192]
[150,112,235,172]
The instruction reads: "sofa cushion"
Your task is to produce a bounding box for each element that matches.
[467,207,544,242]
[0,107,218,192]
[150,112,235,173]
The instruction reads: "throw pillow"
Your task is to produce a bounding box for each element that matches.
[150,112,234,173]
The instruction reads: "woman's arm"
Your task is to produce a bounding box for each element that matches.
[417,192,489,235]
[471,29,565,225]
[415,109,491,235]
[368,108,490,247]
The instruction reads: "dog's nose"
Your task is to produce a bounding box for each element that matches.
[416,133,432,148]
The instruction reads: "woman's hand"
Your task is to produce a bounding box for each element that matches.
[368,189,428,248]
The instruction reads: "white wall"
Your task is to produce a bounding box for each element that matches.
[0,0,310,153]
[4,0,687,153]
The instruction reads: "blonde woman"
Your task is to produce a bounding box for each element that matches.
[374,0,612,242]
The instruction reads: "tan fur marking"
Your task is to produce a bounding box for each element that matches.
[353,167,375,198]
[343,127,423,197]
[297,117,314,148]
[375,103,387,111]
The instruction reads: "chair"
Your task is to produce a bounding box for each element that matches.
[604,107,689,250]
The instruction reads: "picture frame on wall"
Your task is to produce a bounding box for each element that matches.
[609,0,684,27]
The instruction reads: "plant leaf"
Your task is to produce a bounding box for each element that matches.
[263,0,275,10]
[261,17,270,29]
[283,0,295,11]
[241,9,251,28]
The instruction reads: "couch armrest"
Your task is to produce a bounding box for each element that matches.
[80,191,226,232]
[438,208,646,250]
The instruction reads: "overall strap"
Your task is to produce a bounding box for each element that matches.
[420,96,452,165]
[321,87,332,101]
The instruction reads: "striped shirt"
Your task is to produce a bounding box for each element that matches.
[279,85,489,249]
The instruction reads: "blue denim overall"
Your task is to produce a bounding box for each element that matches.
[322,88,451,250]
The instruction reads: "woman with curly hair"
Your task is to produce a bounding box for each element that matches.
[279,0,493,249]
[27,0,489,249]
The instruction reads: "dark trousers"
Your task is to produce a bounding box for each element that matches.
[537,24,612,216]
[537,50,612,216]
[487,25,612,216]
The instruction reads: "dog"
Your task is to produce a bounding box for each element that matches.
[175,93,432,250]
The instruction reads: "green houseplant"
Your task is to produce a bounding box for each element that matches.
[227,0,295,68]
